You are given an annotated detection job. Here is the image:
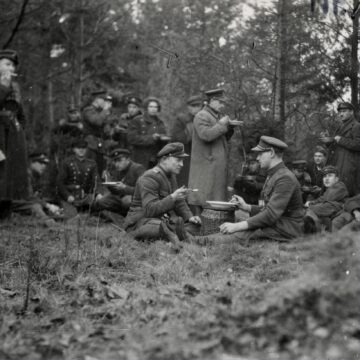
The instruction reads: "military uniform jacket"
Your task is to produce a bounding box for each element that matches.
[247,162,304,240]
[127,113,166,168]
[57,155,99,200]
[124,165,193,229]
[309,181,348,218]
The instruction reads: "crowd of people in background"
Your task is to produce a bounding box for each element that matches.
[1,48,360,245]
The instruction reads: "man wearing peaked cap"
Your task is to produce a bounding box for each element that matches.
[170,94,203,186]
[188,135,305,244]
[188,87,235,212]
[124,142,201,249]
[320,100,360,196]
[304,165,349,233]
[94,148,145,218]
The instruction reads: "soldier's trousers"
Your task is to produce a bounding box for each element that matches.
[95,194,131,215]
[11,200,49,220]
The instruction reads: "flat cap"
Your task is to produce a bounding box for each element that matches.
[127,96,142,107]
[157,142,189,158]
[251,136,288,152]
[72,138,88,148]
[109,148,131,160]
[91,89,112,101]
[144,97,161,111]
[322,165,339,176]
[314,145,328,156]
[0,49,19,65]
[337,102,354,111]
[187,95,203,106]
[205,88,229,103]
[292,160,307,168]
[29,152,49,164]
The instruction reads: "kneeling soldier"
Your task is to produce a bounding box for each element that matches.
[95,148,145,215]
[124,142,201,249]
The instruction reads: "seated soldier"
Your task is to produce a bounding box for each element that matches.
[291,160,313,203]
[181,136,304,245]
[95,148,145,216]
[304,165,348,233]
[124,142,201,250]
[12,152,61,226]
[57,138,101,212]
[332,194,360,231]
[233,153,266,205]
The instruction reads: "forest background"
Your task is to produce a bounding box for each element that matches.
[0,0,358,172]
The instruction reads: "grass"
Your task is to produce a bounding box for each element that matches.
[1,214,360,359]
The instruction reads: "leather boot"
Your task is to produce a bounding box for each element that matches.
[159,221,183,252]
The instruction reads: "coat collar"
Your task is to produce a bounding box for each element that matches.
[267,161,286,177]
[203,105,220,119]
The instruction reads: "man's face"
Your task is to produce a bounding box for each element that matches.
[68,110,81,122]
[354,209,360,222]
[256,150,272,170]
[147,101,159,116]
[338,108,352,122]
[73,147,87,158]
[209,99,226,113]
[0,58,15,75]
[187,104,202,116]
[31,161,47,175]
[128,103,140,116]
[114,156,130,171]
[292,168,305,179]
[323,173,339,188]
[314,152,326,166]
[163,156,184,175]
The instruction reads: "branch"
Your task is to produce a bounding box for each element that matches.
[2,0,30,49]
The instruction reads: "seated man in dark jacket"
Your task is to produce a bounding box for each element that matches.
[304,165,348,232]
[332,194,360,231]
[95,148,145,215]
[124,142,201,250]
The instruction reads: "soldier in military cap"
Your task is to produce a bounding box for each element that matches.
[0,49,29,201]
[11,152,61,226]
[82,89,113,174]
[188,88,235,213]
[94,148,145,216]
[127,96,168,169]
[57,138,101,211]
[170,94,203,186]
[187,136,304,244]
[319,101,360,196]
[304,165,349,233]
[124,142,201,250]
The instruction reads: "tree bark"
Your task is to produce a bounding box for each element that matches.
[351,0,359,115]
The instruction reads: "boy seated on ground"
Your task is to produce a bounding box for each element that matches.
[11,152,62,226]
[304,165,348,233]
[332,194,360,232]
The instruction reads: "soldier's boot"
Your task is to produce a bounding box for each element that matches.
[174,218,210,246]
[159,221,183,252]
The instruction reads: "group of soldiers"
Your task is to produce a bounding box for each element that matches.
[1,48,360,247]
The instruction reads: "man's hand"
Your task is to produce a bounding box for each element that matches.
[171,186,188,200]
[220,221,248,234]
[334,135,341,143]
[46,203,60,214]
[319,136,334,144]
[109,182,126,191]
[95,193,103,201]
[152,133,161,140]
[218,115,230,126]
[0,70,12,87]
[67,195,75,203]
[189,216,201,225]
[230,195,251,212]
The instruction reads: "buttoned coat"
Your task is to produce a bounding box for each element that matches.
[247,162,305,240]
[124,165,193,230]
[326,116,360,196]
[188,105,232,206]
[57,155,99,200]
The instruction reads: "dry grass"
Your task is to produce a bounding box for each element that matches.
[1,215,360,359]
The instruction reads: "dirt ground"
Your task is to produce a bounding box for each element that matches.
[1,214,360,360]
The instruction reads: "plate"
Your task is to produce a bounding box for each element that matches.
[206,201,236,210]
[159,135,172,141]
[102,182,120,185]
[229,120,244,126]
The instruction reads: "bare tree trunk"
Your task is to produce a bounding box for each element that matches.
[351,0,359,115]
[77,0,85,108]
[273,0,287,139]
[48,78,54,126]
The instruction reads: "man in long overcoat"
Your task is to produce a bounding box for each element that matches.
[320,102,360,196]
[188,89,234,211]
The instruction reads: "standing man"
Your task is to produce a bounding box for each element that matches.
[95,148,145,215]
[82,90,113,174]
[170,94,203,186]
[320,102,360,196]
[0,49,29,201]
[188,89,234,212]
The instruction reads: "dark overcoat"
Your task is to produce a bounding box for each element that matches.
[326,116,360,196]
[188,105,231,206]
